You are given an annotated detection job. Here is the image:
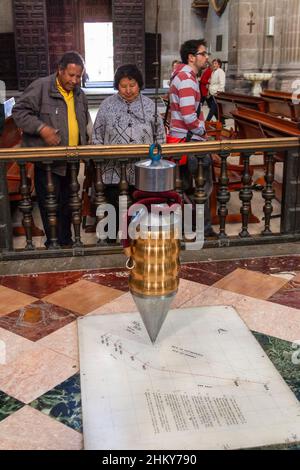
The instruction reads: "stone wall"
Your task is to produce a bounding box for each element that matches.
[0,0,13,33]
[204,4,229,64]
[145,0,205,84]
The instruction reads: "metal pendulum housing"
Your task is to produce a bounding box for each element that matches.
[128,149,181,343]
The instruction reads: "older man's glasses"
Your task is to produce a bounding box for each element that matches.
[195,51,209,57]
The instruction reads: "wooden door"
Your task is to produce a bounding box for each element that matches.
[112,0,145,78]
[13,0,50,90]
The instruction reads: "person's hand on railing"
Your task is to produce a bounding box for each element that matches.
[39,125,61,146]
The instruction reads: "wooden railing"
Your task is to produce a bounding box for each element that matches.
[0,137,300,260]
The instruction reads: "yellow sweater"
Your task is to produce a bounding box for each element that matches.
[56,78,79,146]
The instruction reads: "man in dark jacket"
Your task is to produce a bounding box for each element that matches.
[12,51,89,248]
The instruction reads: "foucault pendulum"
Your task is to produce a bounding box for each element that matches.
[123,144,182,343]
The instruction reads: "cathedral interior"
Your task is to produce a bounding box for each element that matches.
[0,0,300,451]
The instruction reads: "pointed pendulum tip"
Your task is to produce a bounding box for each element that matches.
[131,292,176,343]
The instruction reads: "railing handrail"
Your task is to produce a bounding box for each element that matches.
[0,137,299,161]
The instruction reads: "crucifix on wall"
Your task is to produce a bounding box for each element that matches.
[247,10,256,34]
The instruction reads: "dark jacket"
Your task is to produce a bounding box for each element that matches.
[12,73,89,175]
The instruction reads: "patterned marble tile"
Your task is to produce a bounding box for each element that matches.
[30,374,82,432]
[0,300,79,341]
[0,286,37,317]
[0,406,82,450]
[253,332,300,402]
[0,390,24,422]
[83,269,130,292]
[198,256,300,277]
[0,344,78,403]
[37,321,79,361]
[212,268,288,300]
[179,264,223,286]
[43,280,124,316]
[268,273,300,310]
[0,271,83,299]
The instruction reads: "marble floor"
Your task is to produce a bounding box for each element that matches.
[0,254,299,449]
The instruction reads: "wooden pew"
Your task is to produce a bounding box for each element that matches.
[231,106,300,203]
[215,92,266,122]
[231,106,300,138]
[261,89,300,122]
[0,117,44,236]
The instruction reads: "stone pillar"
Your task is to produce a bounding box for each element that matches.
[227,0,266,93]
[272,0,300,91]
[227,0,300,93]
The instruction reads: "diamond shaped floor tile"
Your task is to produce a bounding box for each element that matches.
[212,268,288,300]
[83,269,130,292]
[0,406,82,450]
[253,332,300,402]
[0,286,37,317]
[30,373,82,432]
[0,300,79,341]
[37,321,79,361]
[0,390,25,422]
[43,280,124,315]
[0,343,78,403]
[0,271,83,299]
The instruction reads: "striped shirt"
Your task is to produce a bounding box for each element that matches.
[169,64,206,141]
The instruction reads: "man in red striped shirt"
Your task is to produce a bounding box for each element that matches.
[169,39,216,238]
[169,39,208,141]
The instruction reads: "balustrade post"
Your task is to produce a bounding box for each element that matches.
[194,156,207,205]
[119,161,132,209]
[217,153,230,239]
[175,159,184,198]
[239,153,253,238]
[18,163,34,250]
[44,163,59,249]
[262,152,275,236]
[68,161,83,247]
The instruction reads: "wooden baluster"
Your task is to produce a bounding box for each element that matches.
[194,156,207,206]
[94,161,106,214]
[175,158,184,198]
[93,161,107,244]
[217,153,230,239]
[193,156,208,241]
[239,153,253,238]
[119,161,132,208]
[44,163,59,249]
[18,163,34,250]
[262,152,275,236]
[68,162,83,247]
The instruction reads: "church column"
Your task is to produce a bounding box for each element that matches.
[227,0,266,93]
[112,0,145,78]
[227,0,300,92]
[13,0,49,90]
[272,0,300,91]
